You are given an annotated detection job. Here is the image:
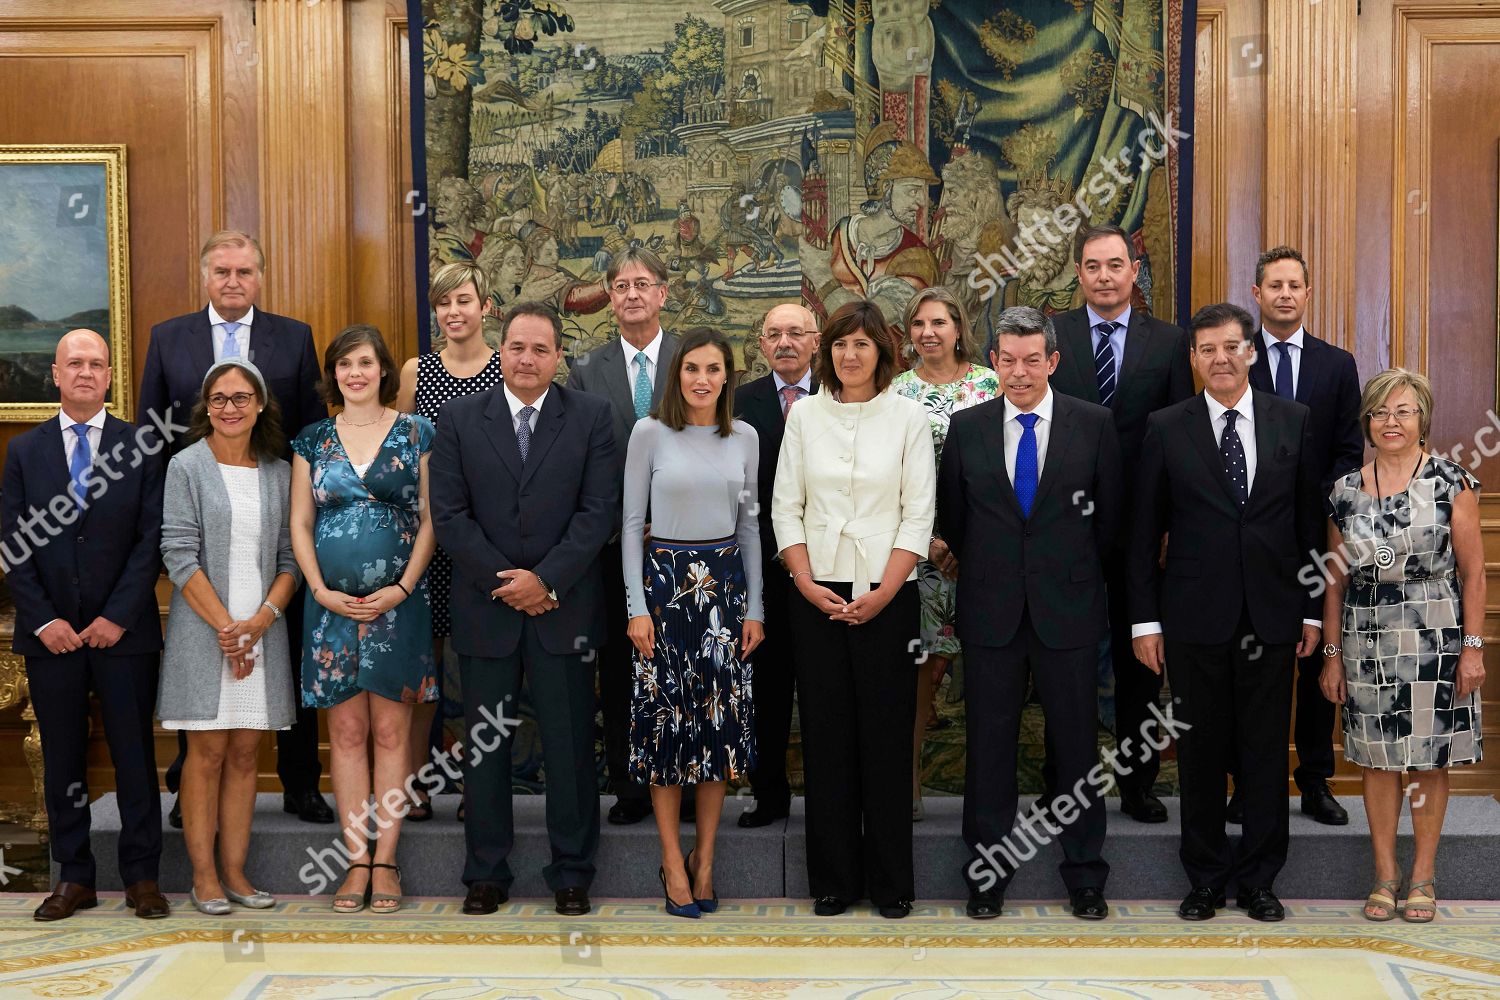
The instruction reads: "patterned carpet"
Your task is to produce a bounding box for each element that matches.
[0,896,1495,999]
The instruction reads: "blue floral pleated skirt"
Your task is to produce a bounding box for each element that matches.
[629,536,756,786]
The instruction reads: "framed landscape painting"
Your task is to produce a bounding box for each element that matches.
[0,145,131,422]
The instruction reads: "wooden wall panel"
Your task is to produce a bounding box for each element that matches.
[1191,5,1229,307]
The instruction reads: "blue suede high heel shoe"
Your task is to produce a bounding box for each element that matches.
[686,849,718,914]
[659,866,701,919]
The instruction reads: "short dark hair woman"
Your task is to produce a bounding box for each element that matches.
[771,300,936,918]
[622,326,763,918]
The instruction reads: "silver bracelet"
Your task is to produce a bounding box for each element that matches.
[261,600,283,621]
[1462,634,1484,649]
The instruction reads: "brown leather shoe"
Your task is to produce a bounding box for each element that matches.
[33,882,98,921]
[125,880,171,919]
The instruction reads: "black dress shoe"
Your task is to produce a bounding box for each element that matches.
[1299,783,1349,826]
[1069,886,1109,920]
[1236,887,1285,922]
[1119,789,1168,824]
[877,899,913,919]
[1178,886,1226,921]
[737,802,790,828]
[555,886,591,916]
[966,889,1002,919]
[607,797,651,825]
[283,791,336,824]
[813,896,847,916]
[462,883,507,915]
[168,796,182,829]
[1225,789,1244,825]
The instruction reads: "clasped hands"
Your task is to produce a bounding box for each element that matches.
[490,569,557,616]
[796,577,894,626]
[39,616,124,655]
[217,607,278,680]
[315,583,411,626]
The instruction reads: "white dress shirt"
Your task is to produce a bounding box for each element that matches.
[1260,327,1304,398]
[1133,384,1317,636]
[1085,305,1131,376]
[209,304,256,362]
[771,388,935,596]
[1002,387,1055,483]
[503,383,548,434]
[622,328,664,388]
[37,408,107,636]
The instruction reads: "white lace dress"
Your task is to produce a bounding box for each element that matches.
[160,464,282,731]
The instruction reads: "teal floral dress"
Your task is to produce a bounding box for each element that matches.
[892,363,1001,658]
[293,414,438,707]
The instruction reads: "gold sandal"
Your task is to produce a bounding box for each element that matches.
[1402,879,1437,923]
[1362,878,1401,921]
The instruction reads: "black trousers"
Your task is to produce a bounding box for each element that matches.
[27,649,161,888]
[745,555,795,810]
[1291,649,1336,789]
[600,539,648,802]
[163,590,322,796]
[459,623,599,891]
[1166,607,1294,892]
[964,612,1109,895]
[1105,557,1164,796]
[790,580,917,906]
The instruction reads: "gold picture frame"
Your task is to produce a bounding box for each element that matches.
[0,145,132,422]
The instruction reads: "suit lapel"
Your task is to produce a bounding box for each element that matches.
[187,308,215,381]
[1294,333,1323,406]
[1116,311,1150,399]
[36,418,73,504]
[77,419,130,524]
[1060,313,1101,405]
[980,408,1023,518]
[1247,391,1280,506]
[597,339,635,424]
[481,389,524,483]
[1031,395,1073,511]
[1184,394,1240,504]
[518,389,565,488]
[749,376,784,442]
[650,333,680,407]
[1247,336,1273,393]
[248,309,279,373]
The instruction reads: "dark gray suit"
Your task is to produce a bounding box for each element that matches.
[430,383,619,892]
[564,331,679,801]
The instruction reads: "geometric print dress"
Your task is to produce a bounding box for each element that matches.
[1327,455,1483,771]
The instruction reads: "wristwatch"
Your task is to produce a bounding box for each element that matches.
[1462,634,1484,649]
[261,600,283,621]
[1321,642,1340,658]
[536,574,559,602]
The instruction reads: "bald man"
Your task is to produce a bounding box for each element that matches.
[2,331,169,920]
[733,303,820,826]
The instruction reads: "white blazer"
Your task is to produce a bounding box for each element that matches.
[771,386,935,596]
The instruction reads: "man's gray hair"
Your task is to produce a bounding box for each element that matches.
[994,306,1057,355]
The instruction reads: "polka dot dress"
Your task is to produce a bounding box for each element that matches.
[415,350,503,637]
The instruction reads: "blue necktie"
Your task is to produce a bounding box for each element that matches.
[222,321,242,359]
[1014,412,1039,518]
[632,351,652,420]
[1273,342,1294,399]
[1220,409,1248,504]
[516,405,535,463]
[1094,322,1118,407]
[69,424,92,508]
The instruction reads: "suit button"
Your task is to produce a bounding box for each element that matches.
[77,536,84,543]
[72,577,79,585]
[838,487,849,495]
[1240,518,1248,527]
[1024,529,1032,537]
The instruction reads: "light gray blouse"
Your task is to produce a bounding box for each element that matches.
[156,439,301,725]
[622,417,762,620]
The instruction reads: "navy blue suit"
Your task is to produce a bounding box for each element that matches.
[136,307,326,456]
[1,414,164,887]
[430,383,618,892]
[136,305,327,797]
[1249,329,1362,790]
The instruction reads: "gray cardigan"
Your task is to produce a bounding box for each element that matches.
[156,439,300,725]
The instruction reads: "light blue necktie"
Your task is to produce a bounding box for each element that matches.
[222,321,242,359]
[632,351,652,419]
[516,405,535,463]
[1274,342,1294,400]
[1014,412,1039,518]
[69,424,92,509]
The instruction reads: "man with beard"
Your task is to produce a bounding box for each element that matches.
[733,303,820,827]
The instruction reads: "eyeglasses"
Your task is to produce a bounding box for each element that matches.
[1192,341,1249,359]
[761,328,811,341]
[1368,406,1422,423]
[610,279,662,294]
[207,392,255,410]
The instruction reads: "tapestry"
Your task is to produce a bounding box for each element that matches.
[409,0,1196,794]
